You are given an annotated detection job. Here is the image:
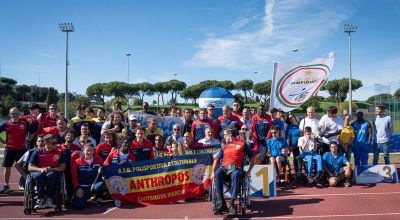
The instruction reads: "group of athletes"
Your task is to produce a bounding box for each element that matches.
[0,100,393,214]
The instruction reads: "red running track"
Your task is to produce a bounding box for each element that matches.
[0,167,399,219]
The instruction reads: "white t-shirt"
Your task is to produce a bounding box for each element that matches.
[299,117,320,137]
[297,136,316,153]
[318,115,344,144]
[198,138,220,146]
[84,158,94,165]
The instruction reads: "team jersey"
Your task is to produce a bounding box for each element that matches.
[266,137,288,157]
[286,124,300,148]
[182,119,193,135]
[351,120,370,145]
[322,152,349,173]
[338,125,355,145]
[71,155,103,189]
[145,128,163,145]
[214,140,254,168]
[130,139,154,161]
[29,148,66,168]
[60,143,81,155]
[37,114,59,135]
[95,142,115,161]
[104,149,136,166]
[251,114,272,141]
[191,119,214,143]
[232,111,242,118]
[69,116,93,137]
[20,114,39,136]
[122,126,137,141]
[215,115,242,140]
[0,119,28,150]
[91,118,106,145]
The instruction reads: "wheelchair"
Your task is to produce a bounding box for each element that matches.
[295,156,325,186]
[23,172,67,215]
[211,165,251,215]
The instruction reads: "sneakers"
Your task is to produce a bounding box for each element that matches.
[95,198,102,207]
[34,199,46,209]
[0,185,10,194]
[229,205,237,215]
[114,199,122,208]
[344,181,352,187]
[45,198,54,208]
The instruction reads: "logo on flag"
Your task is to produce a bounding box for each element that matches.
[270,53,334,112]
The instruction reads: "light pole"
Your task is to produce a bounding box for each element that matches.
[253,71,258,83]
[344,24,357,115]
[59,23,74,118]
[126,53,131,84]
[173,73,178,79]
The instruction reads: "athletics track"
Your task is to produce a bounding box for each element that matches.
[0,166,399,220]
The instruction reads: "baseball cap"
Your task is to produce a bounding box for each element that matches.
[128,114,137,121]
[29,103,40,110]
[355,109,364,114]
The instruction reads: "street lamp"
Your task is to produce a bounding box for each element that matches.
[344,24,358,115]
[59,22,74,118]
[253,71,258,83]
[126,53,131,83]
[173,73,178,79]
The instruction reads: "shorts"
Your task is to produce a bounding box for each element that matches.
[280,156,288,166]
[3,149,26,167]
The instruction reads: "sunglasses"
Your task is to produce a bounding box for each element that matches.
[241,128,248,131]
[270,131,277,134]
[173,128,180,131]
[49,108,57,110]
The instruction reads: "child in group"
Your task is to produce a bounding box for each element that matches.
[266,125,288,182]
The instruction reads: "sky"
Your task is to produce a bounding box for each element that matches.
[1,0,400,102]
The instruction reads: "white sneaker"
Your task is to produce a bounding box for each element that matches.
[45,198,54,208]
[114,199,122,208]
[34,199,45,209]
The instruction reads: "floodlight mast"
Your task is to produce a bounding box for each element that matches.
[59,23,74,118]
[344,24,357,115]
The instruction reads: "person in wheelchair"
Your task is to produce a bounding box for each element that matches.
[71,142,105,209]
[28,134,66,209]
[212,126,255,215]
[297,126,323,184]
[266,125,289,182]
[323,142,352,187]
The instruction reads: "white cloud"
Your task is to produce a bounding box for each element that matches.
[186,0,350,70]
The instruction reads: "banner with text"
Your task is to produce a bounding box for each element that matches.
[269,52,334,112]
[154,145,221,158]
[355,165,399,184]
[102,153,212,205]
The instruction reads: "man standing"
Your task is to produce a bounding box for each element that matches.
[69,105,93,137]
[240,107,252,134]
[0,107,29,193]
[319,106,344,155]
[373,104,393,165]
[37,104,59,135]
[182,108,193,135]
[215,105,242,140]
[251,105,272,154]
[299,106,320,137]
[231,101,242,118]
[191,109,214,145]
[207,104,217,124]
[20,103,41,149]
[141,102,156,115]
[351,110,372,165]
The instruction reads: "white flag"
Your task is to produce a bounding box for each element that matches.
[269,52,334,112]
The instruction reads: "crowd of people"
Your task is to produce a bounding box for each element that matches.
[0,100,394,212]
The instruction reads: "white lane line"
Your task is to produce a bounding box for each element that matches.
[279,191,400,198]
[102,207,118,215]
[249,212,400,219]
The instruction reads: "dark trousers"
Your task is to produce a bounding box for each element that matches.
[31,171,60,199]
[72,182,106,209]
[215,167,242,199]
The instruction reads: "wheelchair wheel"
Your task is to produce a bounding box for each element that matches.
[239,174,251,215]
[54,173,66,212]
[23,174,35,215]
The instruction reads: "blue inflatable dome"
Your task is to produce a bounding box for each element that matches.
[199,87,234,99]
[198,87,234,117]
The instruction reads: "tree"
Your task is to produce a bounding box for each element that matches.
[180,84,202,104]
[217,80,235,90]
[135,82,154,104]
[165,80,186,105]
[86,83,106,105]
[197,80,219,91]
[153,82,169,105]
[300,96,321,111]
[253,80,272,103]
[366,93,393,104]
[394,88,400,99]
[103,81,130,101]
[46,87,59,107]
[235,80,254,103]
[321,78,363,103]
[14,84,31,101]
